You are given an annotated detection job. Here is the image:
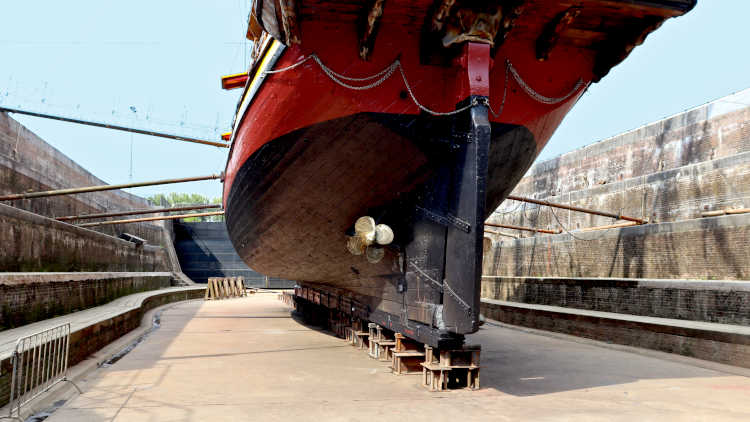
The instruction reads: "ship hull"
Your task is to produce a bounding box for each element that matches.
[226,109,535,341]
[223,0,695,346]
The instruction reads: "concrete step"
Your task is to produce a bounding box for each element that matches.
[481,298,750,369]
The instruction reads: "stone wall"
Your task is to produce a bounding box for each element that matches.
[483,213,750,280]
[490,151,750,234]
[0,111,164,245]
[0,203,170,272]
[481,276,750,325]
[483,89,750,281]
[491,89,750,231]
[0,272,172,331]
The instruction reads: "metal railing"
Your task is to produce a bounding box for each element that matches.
[7,323,81,420]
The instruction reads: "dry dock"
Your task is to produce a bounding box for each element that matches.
[45,293,750,422]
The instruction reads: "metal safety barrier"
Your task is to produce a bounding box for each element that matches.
[7,323,81,420]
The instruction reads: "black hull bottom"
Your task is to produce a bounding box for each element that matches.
[225,102,536,346]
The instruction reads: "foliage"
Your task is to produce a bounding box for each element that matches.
[147,192,223,222]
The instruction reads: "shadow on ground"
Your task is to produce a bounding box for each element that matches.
[289,308,724,397]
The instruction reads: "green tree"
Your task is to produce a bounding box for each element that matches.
[147,192,224,222]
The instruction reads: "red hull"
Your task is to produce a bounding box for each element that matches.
[223,10,599,202]
[222,0,695,345]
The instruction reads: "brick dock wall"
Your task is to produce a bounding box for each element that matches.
[0,273,173,331]
[0,112,188,273]
[481,276,750,325]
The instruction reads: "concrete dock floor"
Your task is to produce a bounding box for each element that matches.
[47,293,750,421]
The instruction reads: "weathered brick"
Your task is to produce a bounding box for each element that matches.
[0,273,172,331]
[481,276,750,325]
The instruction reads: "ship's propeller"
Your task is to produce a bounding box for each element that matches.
[365,245,385,264]
[374,224,394,245]
[347,216,393,262]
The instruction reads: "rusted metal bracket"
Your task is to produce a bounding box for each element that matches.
[432,0,525,47]
[416,206,471,233]
[359,0,387,60]
[423,1,524,62]
[441,4,504,47]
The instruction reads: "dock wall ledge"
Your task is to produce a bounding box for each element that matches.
[481,274,750,326]
[0,272,176,331]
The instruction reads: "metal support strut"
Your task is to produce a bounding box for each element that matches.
[76,211,224,227]
[55,204,222,222]
[0,174,223,202]
[0,106,229,148]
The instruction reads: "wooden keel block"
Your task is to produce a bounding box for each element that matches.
[355,330,370,350]
[345,327,356,345]
[391,333,425,375]
[368,323,379,358]
[420,345,481,391]
[392,351,425,375]
[278,291,295,307]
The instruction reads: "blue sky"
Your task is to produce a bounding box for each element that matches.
[0,1,747,200]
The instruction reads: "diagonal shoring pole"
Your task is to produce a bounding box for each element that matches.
[505,195,647,224]
[484,222,560,234]
[55,204,222,221]
[77,211,224,227]
[0,106,229,148]
[0,174,223,201]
